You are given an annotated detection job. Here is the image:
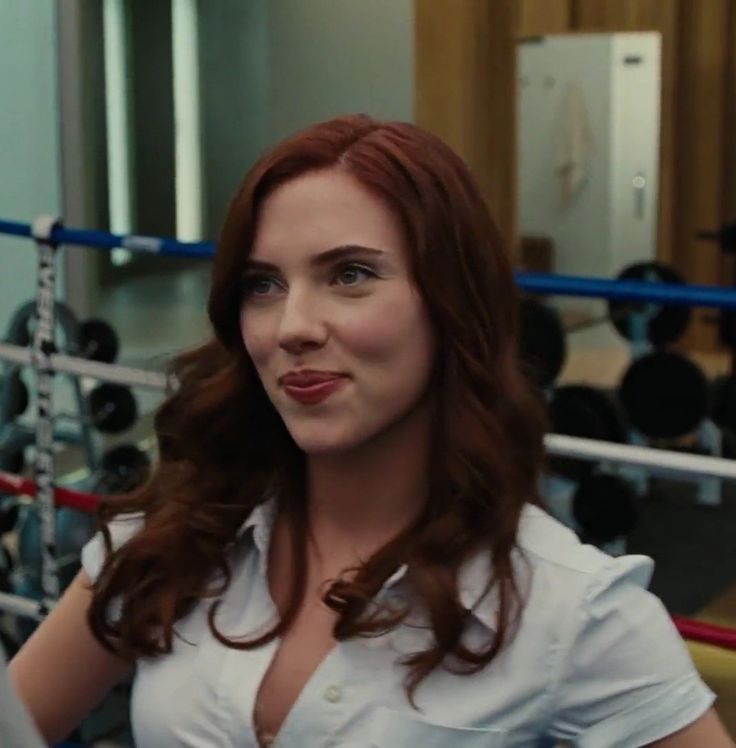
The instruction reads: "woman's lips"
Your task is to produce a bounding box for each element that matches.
[283,377,347,405]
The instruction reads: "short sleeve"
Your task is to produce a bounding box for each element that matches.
[545,554,717,748]
[80,513,145,583]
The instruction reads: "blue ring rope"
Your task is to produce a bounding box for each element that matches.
[2,217,736,309]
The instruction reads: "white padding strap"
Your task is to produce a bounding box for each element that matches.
[30,215,61,243]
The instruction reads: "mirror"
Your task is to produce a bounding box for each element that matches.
[516,32,663,384]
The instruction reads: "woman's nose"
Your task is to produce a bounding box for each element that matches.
[276,290,328,354]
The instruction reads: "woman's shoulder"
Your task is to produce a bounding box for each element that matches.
[515,502,654,591]
[80,512,146,584]
[457,502,655,634]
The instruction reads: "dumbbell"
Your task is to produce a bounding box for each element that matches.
[608,262,691,347]
[0,370,29,419]
[14,315,119,364]
[93,443,151,494]
[54,382,139,435]
[1,382,138,469]
[77,318,120,363]
[619,351,709,440]
[572,473,639,545]
[547,384,628,480]
[518,297,567,390]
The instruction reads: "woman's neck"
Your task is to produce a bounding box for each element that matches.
[304,398,433,568]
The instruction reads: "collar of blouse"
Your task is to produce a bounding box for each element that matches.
[233,495,515,634]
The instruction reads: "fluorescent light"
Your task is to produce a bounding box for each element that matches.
[172,0,203,241]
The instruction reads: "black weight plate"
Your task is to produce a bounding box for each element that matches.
[1,371,29,418]
[0,446,25,474]
[718,309,736,349]
[608,262,691,346]
[79,318,120,363]
[518,297,567,389]
[88,383,138,433]
[572,473,639,544]
[619,351,708,439]
[0,497,19,535]
[96,443,151,494]
[548,385,628,480]
[710,375,736,430]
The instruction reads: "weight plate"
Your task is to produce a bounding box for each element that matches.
[79,318,120,363]
[548,385,628,480]
[620,351,708,439]
[572,473,639,544]
[608,262,691,346]
[518,297,567,389]
[88,383,138,434]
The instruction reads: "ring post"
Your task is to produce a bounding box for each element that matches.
[30,214,62,616]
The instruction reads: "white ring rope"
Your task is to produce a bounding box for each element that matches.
[0,341,173,391]
[0,591,46,621]
[546,434,736,482]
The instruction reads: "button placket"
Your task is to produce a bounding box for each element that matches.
[270,647,347,747]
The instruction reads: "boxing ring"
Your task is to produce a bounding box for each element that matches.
[0,214,735,657]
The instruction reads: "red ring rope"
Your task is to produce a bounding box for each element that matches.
[672,614,736,650]
[0,469,99,512]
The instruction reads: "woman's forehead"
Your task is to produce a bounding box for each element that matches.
[251,171,407,264]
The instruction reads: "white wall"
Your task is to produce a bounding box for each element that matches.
[609,33,661,275]
[0,2,63,330]
[518,32,661,282]
[198,0,272,238]
[267,0,414,144]
[197,0,414,239]
[518,34,614,279]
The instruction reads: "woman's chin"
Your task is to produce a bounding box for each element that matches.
[289,427,364,457]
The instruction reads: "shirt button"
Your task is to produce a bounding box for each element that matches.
[323,684,341,703]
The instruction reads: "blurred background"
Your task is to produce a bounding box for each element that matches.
[1,0,736,743]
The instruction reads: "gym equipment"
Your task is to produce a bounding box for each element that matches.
[619,351,709,439]
[78,318,120,363]
[518,297,567,389]
[87,383,138,434]
[548,385,628,480]
[1,299,99,472]
[710,375,736,432]
[0,446,24,475]
[0,371,28,419]
[608,262,691,346]
[16,505,96,591]
[94,443,151,494]
[0,497,18,536]
[572,473,639,545]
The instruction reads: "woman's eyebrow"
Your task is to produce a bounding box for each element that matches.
[243,244,386,273]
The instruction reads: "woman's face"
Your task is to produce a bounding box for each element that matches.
[239,168,436,455]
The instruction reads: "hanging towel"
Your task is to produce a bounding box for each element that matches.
[556,80,595,206]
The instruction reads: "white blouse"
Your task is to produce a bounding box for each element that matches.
[81,497,716,748]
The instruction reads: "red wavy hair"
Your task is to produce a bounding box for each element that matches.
[88,114,548,705]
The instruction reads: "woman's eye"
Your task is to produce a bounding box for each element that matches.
[335,263,376,286]
[241,264,376,298]
[242,275,277,297]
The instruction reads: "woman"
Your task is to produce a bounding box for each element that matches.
[8,115,732,746]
